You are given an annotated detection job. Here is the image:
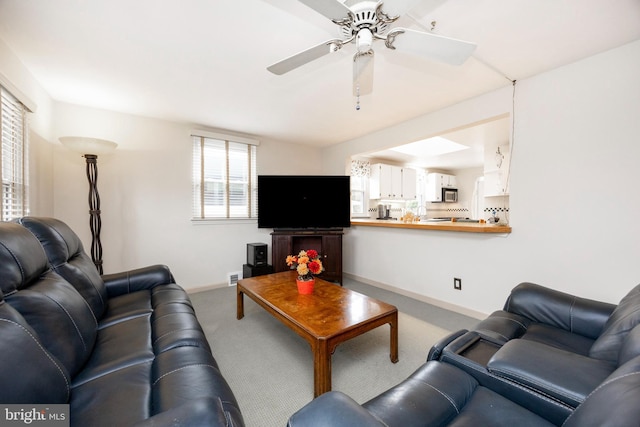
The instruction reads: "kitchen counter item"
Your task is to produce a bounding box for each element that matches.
[453,218,483,223]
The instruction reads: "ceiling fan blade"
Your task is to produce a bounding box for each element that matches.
[298,0,352,21]
[267,39,343,75]
[380,0,424,17]
[386,28,477,66]
[353,51,374,96]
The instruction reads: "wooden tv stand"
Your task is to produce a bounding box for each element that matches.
[271,229,343,284]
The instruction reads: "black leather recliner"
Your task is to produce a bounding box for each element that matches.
[288,355,640,427]
[435,282,640,418]
[288,282,640,426]
[473,282,638,358]
[0,217,244,426]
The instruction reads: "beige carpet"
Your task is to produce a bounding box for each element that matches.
[189,278,478,427]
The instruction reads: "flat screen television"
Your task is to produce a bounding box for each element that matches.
[257,175,351,229]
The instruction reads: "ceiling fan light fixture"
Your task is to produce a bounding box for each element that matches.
[356,28,373,52]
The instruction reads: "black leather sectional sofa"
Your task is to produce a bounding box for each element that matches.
[0,217,244,426]
[289,282,640,426]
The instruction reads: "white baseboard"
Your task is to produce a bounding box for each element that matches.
[187,282,229,294]
[344,273,487,320]
[187,275,488,320]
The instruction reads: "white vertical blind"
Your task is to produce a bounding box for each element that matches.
[192,135,257,219]
[0,87,29,220]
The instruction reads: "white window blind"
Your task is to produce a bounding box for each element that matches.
[192,134,257,220]
[1,87,29,220]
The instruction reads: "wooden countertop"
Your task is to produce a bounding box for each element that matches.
[350,218,512,234]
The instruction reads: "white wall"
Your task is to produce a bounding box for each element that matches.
[327,40,640,315]
[0,38,55,217]
[50,103,322,289]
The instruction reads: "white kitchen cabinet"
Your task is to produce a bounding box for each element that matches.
[370,163,417,200]
[425,173,457,202]
[484,170,508,196]
[370,163,391,199]
[443,174,456,188]
[401,168,417,200]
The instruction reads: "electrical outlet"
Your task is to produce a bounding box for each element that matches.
[454,278,462,290]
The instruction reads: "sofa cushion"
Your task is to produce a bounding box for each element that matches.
[448,386,555,427]
[288,391,386,427]
[520,323,594,356]
[363,361,475,425]
[6,273,98,377]
[504,282,614,340]
[16,217,108,320]
[0,299,70,404]
[562,355,640,427]
[362,361,555,427]
[487,339,614,408]
[617,324,640,366]
[99,291,153,328]
[151,345,241,422]
[0,222,98,377]
[152,302,211,353]
[0,222,49,293]
[71,361,153,427]
[589,284,640,363]
[72,315,154,387]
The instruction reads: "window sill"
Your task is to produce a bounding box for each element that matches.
[191,218,258,225]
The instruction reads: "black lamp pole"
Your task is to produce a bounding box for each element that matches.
[84,153,103,274]
[60,136,116,276]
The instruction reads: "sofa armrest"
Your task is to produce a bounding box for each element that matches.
[487,339,615,408]
[427,329,468,361]
[474,310,531,344]
[131,398,230,427]
[102,264,174,297]
[288,391,385,427]
[505,282,616,339]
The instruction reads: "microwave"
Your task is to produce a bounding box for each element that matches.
[442,188,458,203]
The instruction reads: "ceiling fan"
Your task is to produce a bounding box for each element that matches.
[267,0,477,105]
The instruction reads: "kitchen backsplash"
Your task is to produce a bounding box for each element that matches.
[367,202,510,221]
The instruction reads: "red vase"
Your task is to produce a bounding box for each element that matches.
[296,278,315,294]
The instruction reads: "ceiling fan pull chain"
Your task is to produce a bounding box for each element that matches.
[355,52,361,111]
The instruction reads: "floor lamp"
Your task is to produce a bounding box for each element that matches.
[60,136,117,274]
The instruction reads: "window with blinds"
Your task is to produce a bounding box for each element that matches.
[192,134,257,220]
[1,87,29,221]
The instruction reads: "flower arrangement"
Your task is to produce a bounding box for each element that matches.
[286,249,324,281]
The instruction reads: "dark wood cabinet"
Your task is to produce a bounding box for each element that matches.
[271,229,343,284]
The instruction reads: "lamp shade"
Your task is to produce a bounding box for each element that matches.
[59,136,117,155]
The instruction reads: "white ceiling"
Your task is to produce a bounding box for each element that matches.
[1,0,639,156]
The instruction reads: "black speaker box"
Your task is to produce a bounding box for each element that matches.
[247,243,267,266]
[243,264,273,278]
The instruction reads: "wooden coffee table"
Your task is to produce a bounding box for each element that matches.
[237,271,399,397]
